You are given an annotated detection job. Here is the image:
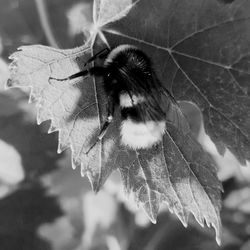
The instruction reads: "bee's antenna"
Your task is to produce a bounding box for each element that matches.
[49,69,89,82]
[49,48,110,82]
[49,66,107,82]
[84,48,110,66]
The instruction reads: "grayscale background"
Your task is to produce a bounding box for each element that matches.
[0,0,250,250]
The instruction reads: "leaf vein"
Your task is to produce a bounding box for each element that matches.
[170,52,250,142]
[171,16,250,49]
[160,142,185,217]
[163,131,202,218]
[136,152,154,214]
[107,29,250,77]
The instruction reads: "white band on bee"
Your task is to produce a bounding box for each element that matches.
[120,119,166,149]
[119,93,145,107]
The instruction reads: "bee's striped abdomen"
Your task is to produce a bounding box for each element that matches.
[119,93,166,149]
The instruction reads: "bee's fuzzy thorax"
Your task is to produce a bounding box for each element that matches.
[103,44,154,96]
[104,44,138,65]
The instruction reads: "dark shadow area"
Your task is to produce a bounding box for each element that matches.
[0,184,62,250]
[0,108,60,180]
[0,91,63,249]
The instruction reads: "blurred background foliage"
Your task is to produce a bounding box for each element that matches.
[0,0,250,249]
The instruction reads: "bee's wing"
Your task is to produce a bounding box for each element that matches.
[138,71,189,135]
[141,91,166,121]
[119,68,166,121]
[120,68,190,134]
[147,72,189,134]
[161,88,190,135]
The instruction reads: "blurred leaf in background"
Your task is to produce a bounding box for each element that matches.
[1,0,250,250]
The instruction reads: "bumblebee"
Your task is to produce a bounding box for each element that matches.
[51,45,188,152]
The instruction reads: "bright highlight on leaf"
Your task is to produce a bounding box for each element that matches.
[7,0,250,245]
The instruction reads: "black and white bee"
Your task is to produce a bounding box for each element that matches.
[51,44,188,153]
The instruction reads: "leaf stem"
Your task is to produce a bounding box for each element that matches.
[34,0,59,48]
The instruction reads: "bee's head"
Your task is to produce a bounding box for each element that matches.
[103,44,155,96]
[103,66,119,85]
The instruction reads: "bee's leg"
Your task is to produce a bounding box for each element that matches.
[49,66,106,82]
[49,48,110,82]
[84,48,110,66]
[86,97,115,154]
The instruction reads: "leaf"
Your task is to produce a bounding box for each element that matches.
[0,185,62,250]
[7,0,227,244]
[103,0,250,165]
[119,125,222,242]
[8,44,120,189]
